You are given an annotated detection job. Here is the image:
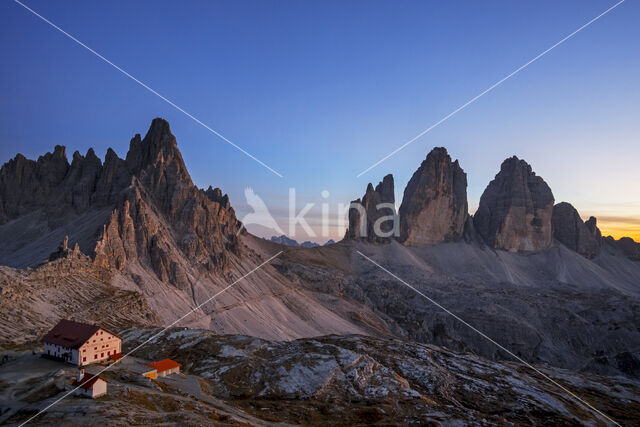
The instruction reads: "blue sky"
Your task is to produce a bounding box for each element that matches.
[1,0,638,242]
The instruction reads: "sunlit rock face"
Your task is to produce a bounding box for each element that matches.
[474,156,554,252]
[398,147,468,245]
[92,118,241,283]
[345,174,396,243]
[552,202,601,259]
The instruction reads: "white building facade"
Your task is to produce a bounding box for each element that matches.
[42,319,122,366]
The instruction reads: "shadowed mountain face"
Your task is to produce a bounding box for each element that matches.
[399,147,468,245]
[474,156,555,252]
[345,174,396,243]
[0,119,240,282]
[1,119,640,388]
[552,202,601,259]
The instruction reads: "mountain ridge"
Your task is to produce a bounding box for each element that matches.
[1,118,639,383]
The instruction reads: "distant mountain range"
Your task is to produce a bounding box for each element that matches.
[1,117,639,391]
[269,235,336,247]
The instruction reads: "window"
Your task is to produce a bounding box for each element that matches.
[83,349,86,353]
[94,354,97,359]
[83,357,86,362]
[100,331,103,335]
[101,353,104,357]
[94,347,97,351]
[107,351,110,355]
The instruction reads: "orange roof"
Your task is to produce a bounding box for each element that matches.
[146,358,181,372]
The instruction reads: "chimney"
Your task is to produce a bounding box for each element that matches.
[77,367,84,382]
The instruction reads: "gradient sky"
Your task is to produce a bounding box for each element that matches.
[1,0,638,242]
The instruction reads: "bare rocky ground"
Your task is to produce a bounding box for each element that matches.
[2,328,639,426]
[1,120,640,425]
[274,238,640,380]
[0,348,267,426]
[0,257,160,347]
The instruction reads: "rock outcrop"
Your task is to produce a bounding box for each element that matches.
[48,236,86,262]
[345,174,396,243]
[552,202,601,258]
[398,148,468,245]
[474,156,554,252]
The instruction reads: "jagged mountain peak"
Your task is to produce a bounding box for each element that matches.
[375,173,394,199]
[124,118,190,181]
[41,144,67,161]
[345,173,396,243]
[0,118,240,283]
[500,155,533,173]
[365,182,374,193]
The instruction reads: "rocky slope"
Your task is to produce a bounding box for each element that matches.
[474,156,555,252]
[0,119,395,346]
[398,147,468,245]
[115,328,640,426]
[277,238,640,380]
[6,330,639,426]
[0,256,160,347]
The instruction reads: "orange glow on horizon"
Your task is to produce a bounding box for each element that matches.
[596,221,640,243]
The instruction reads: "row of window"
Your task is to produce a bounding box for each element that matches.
[91,331,112,343]
[82,350,114,363]
[83,344,118,353]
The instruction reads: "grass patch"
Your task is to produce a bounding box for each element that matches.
[151,394,181,412]
[125,389,157,412]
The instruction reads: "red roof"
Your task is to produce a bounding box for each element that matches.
[42,319,121,348]
[72,372,109,390]
[147,358,181,372]
[42,320,99,348]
